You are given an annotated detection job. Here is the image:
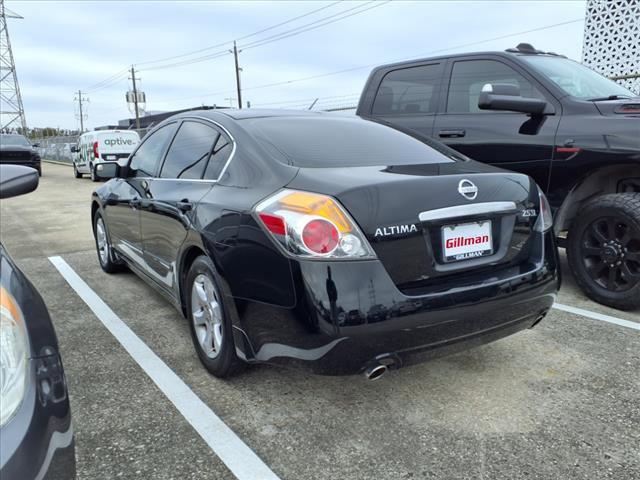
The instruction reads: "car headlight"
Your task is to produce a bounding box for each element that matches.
[0,286,29,426]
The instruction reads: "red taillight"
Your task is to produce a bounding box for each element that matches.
[255,189,376,259]
[258,213,286,236]
[93,141,99,159]
[302,219,339,254]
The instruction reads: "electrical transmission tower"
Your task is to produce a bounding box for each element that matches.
[0,0,27,133]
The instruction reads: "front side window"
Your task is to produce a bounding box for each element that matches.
[160,121,218,179]
[129,124,176,177]
[447,60,543,113]
[372,64,441,115]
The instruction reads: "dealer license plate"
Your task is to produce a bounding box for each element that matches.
[106,155,117,160]
[442,220,493,262]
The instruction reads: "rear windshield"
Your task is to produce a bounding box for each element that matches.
[244,116,457,167]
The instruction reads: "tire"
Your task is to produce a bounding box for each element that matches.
[185,256,242,377]
[90,163,98,182]
[73,164,82,178]
[567,193,640,310]
[93,211,123,273]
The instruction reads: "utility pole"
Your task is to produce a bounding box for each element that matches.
[0,0,27,133]
[232,41,242,109]
[74,90,88,132]
[129,65,141,129]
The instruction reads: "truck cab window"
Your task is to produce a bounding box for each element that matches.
[372,64,441,115]
[447,60,543,113]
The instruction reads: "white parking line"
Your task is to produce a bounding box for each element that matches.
[48,256,281,480]
[553,303,640,331]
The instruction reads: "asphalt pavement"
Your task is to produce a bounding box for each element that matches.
[1,162,638,480]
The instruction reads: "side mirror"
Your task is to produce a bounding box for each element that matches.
[32,143,40,148]
[0,165,39,199]
[94,162,121,180]
[478,83,548,115]
[70,145,80,153]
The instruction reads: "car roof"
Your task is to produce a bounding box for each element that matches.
[369,47,566,72]
[182,108,329,121]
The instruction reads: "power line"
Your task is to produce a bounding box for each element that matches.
[252,93,361,107]
[84,72,129,94]
[76,0,386,97]
[240,0,390,51]
[135,0,344,67]
[77,2,344,95]
[83,68,129,91]
[139,50,231,72]
[197,17,586,98]
[137,0,387,73]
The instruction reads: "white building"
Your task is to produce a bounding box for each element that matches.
[582,0,640,94]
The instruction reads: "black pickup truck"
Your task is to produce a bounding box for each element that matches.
[357,43,640,310]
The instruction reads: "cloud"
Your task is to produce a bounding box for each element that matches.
[7,0,586,129]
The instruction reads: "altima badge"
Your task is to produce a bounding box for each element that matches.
[458,179,478,200]
[375,224,418,237]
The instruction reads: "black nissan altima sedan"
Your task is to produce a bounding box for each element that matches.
[91,109,560,379]
[0,165,76,478]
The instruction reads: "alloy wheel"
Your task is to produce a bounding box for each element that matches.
[190,274,224,359]
[95,217,109,266]
[580,215,640,292]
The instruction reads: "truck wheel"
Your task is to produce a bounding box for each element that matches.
[90,163,98,182]
[73,164,82,178]
[567,193,640,310]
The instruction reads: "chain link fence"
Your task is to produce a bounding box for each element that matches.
[34,135,79,164]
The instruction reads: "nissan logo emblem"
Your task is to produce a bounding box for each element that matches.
[458,179,478,200]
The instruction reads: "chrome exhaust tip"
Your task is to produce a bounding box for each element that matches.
[364,364,388,381]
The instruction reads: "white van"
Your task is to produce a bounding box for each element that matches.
[72,130,140,181]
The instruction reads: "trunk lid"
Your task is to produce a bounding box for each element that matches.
[287,162,540,293]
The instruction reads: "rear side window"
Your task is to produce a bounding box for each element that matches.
[203,133,232,180]
[129,124,175,177]
[160,121,218,179]
[447,59,543,113]
[372,64,441,115]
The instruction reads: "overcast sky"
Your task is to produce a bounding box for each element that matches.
[7,0,586,130]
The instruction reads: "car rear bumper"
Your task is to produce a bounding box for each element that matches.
[0,355,76,479]
[233,232,560,375]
